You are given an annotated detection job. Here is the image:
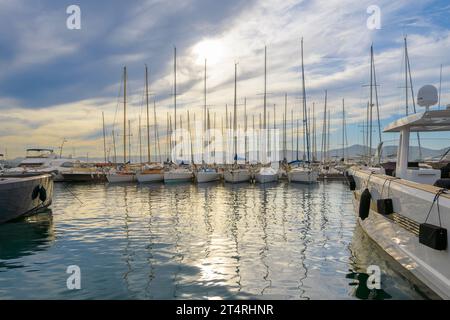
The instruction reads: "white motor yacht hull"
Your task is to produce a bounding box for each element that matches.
[223,170,251,183]
[349,167,450,299]
[0,174,53,224]
[288,170,319,184]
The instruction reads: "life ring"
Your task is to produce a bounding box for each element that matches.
[359,188,371,220]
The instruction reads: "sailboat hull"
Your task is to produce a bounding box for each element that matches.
[196,171,221,183]
[224,170,251,183]
[136,172,164,183]
[164,171,193,183]
[107,173,136,183]
[288,170,318,184]
[255,173,278,184]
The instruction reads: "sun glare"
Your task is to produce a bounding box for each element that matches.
[192,39,225,65]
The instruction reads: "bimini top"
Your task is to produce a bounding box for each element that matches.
[384,109,450,133]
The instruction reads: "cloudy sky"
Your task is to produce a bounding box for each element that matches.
[0,0,449,159]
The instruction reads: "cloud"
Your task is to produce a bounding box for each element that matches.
[1,0,450,158]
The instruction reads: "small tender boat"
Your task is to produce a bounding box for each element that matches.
[195,167,221,183]
[136,164,164,183]
[224,167,252,184]
[255,166,278,184]
[0,174,53,224]
[349,85,450,299]
[164,167,193,183]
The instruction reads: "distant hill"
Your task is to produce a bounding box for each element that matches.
[4,144,448,165]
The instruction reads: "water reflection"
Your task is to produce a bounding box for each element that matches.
[0,212,54,268]
[0,182,426,299]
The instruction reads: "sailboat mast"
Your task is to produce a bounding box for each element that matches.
[102,111,107,163]
[284,94,287,161]
[244,97,247,163]
[145,65,151,163]
[264,46,267,130]
[153,101,161,163]
[233,63,238,164]
[203,59,207,163]
[123,66,127,164]
[369,45,374,163]
[139,115,143,164]
[301,38,310,163]
[174,47,177,131]
[342,98,345,161]
[321,90,327,164]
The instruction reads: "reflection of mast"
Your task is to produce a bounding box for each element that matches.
[233,63,238,165]
[123,67,127,164]
[146,65,151,163]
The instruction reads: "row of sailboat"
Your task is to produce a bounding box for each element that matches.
[105,40,331,184]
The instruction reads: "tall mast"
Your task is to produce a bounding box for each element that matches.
[139,115,143,164]
[439,64,443,109]
[404,37,409,116]
[244,97,247,163]
[112,129,117,164]
[321,90,327,164]
[123,66,127,164]
[342,98,345,161]
[153,101,161,163]
[284,93,287,161]
[102,111,107,163]
[233,63,238,164]
[313,102,316,161]
[174,47,177,132]
[264,46,267,130]
[128,119,131,163]
[301,38,310,163]
[203,59,207,163]
[145,65,151,163]
[369,45,374,163]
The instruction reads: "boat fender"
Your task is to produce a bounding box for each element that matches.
[39,186,47,202]
[377,179,394,215]
[32,185,41,200]
[347,175,356,191]
[359,188,371,220]
[419,189,447,250]
[377,199,393,215]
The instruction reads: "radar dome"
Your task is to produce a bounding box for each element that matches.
[417,85,438,108]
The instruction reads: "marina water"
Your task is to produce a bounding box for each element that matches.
[0,181,426,299]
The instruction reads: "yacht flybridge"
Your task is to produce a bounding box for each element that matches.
[349,85,450,299]
[2,148,81,182]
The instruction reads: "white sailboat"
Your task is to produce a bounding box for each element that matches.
[107,66,136,183]
[254,47,278,184]
[224,63,251,184]
[349,84,450,299]
[288,39,318,184]
[164,166,193,183]
[136,66,164,183]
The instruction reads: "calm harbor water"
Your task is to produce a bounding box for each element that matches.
[0,181,426,300]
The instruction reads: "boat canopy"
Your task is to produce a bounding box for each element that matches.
[384,109,450,133]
